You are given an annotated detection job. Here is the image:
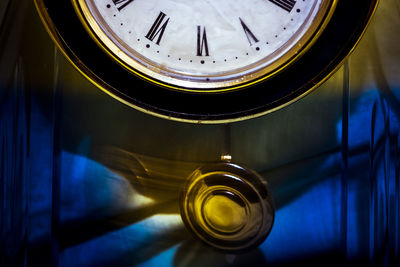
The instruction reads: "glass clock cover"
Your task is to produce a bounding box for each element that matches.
[34,0,379,122]
[77,0,335,90]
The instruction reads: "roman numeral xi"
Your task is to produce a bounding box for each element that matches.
[146,12,170,45]
[268,0,297,12]
[197,26,209,57]
[112,0,135,11]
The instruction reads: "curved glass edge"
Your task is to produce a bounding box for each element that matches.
[74,0,337,93]
[33,0,379,124]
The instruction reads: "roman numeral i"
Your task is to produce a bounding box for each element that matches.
[145,12,170,45]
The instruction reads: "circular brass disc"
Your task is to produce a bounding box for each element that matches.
[180,163,275,252]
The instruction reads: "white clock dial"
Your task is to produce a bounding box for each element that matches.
[77,0,335,90]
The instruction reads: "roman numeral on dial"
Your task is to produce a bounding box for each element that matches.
[268,0,296,12]
[112,0,135,11]
[145,12,170,45]
[197,26,209,57]
[239,18,259,46]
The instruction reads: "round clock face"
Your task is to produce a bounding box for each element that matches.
[77,0,335,91]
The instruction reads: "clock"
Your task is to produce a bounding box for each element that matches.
[34,0,378,123]
[33,0,379,255]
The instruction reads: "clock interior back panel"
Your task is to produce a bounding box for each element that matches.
[1,0,400,266]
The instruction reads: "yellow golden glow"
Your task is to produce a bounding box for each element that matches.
[203,194,247,233]
[221,155,232,162]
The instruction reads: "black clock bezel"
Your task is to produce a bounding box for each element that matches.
[34,0,379,123]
